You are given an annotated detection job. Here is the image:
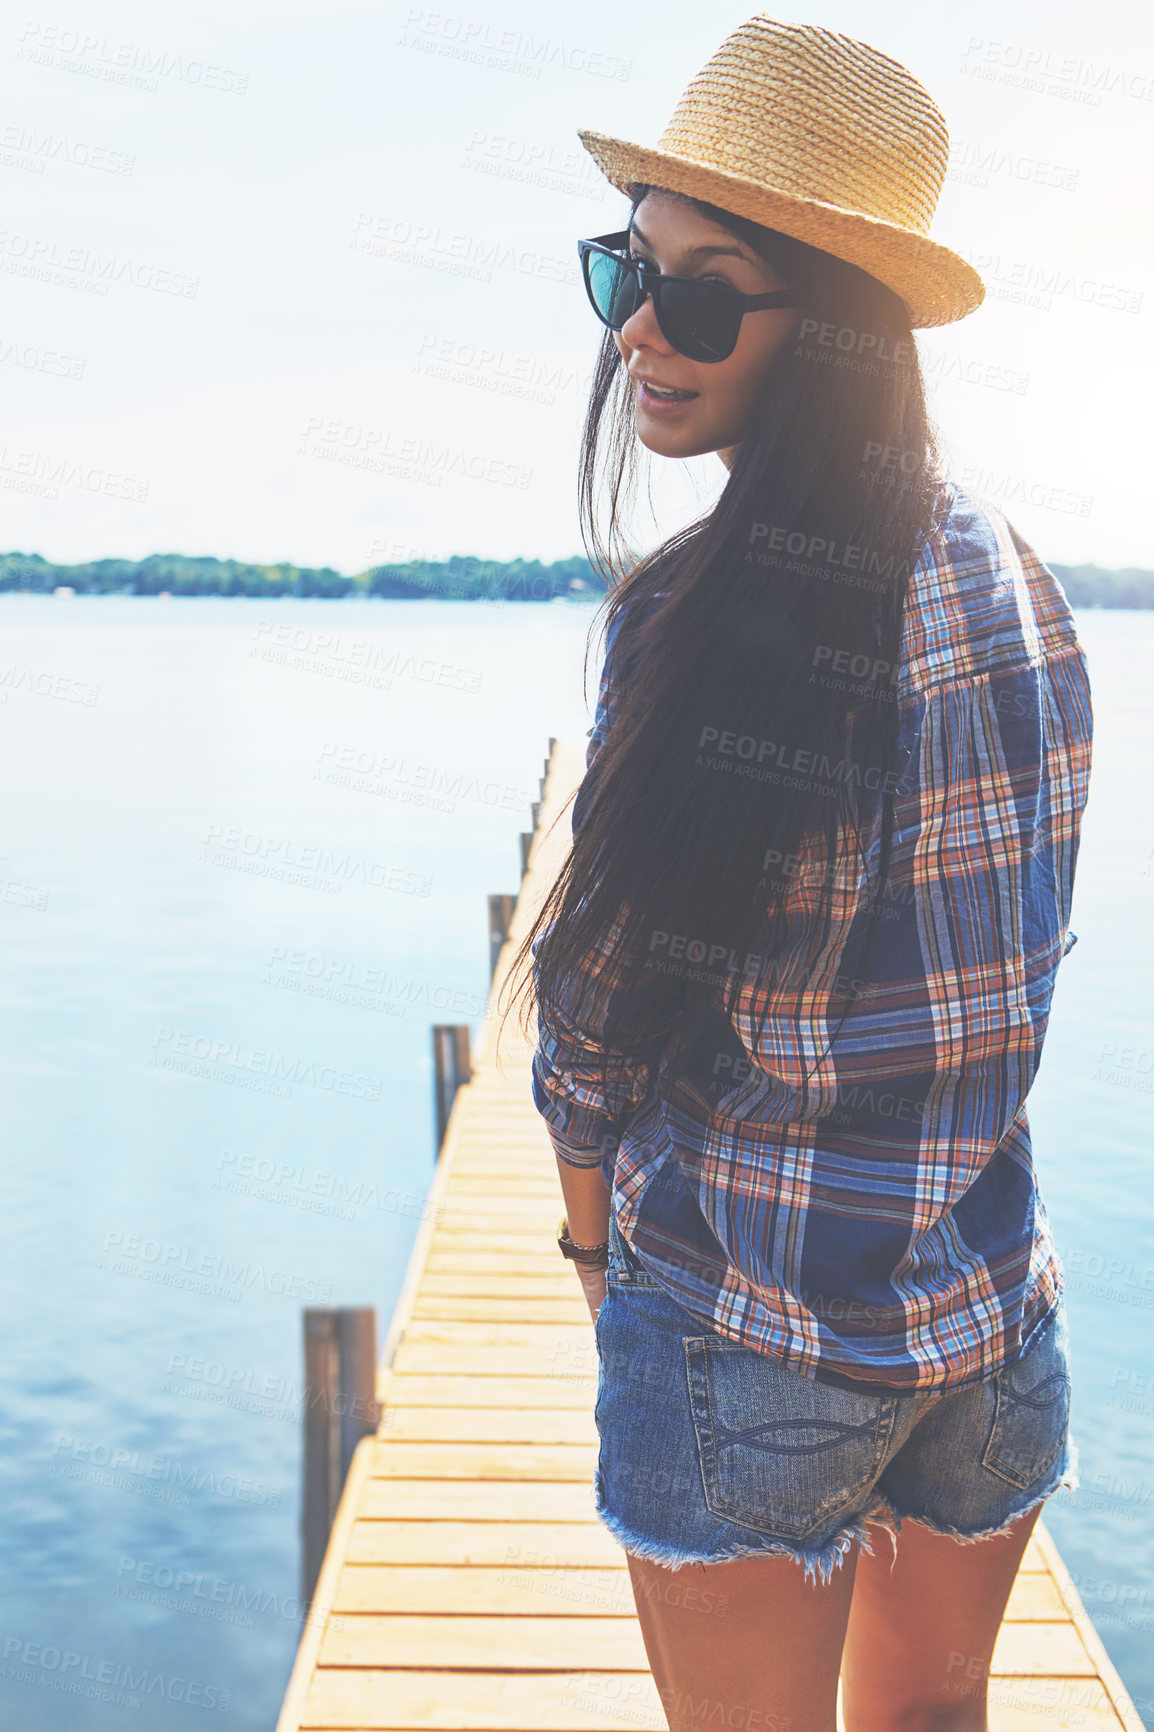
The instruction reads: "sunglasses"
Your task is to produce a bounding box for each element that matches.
[577,228,799,363]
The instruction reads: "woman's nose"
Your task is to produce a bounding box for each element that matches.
[620,287,671,352]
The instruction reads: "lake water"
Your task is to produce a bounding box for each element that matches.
[1,597,1151,1729]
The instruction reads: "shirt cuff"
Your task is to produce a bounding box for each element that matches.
[531,1057,619,1169]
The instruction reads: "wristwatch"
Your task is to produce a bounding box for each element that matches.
[557,1213,610,1268]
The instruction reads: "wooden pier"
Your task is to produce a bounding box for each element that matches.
[276,737,1144,1732]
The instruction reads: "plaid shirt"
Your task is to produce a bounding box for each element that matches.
[531,483,1093,1395]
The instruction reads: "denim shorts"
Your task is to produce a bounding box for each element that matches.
[593,1212,1080,1587]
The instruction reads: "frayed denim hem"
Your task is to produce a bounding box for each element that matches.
[593,1485,902,1590]
[879,1433,1081,1549]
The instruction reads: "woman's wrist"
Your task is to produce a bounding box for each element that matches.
[573,1258,608,1322]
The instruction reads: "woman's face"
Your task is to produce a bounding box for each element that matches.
[613,190,797,471]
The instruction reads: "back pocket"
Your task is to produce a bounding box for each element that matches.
[684,1336,898,1539]
[980,1308,1072,1491]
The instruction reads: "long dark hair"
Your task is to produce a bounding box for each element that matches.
[500,184,947,1136]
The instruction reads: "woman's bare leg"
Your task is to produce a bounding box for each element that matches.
[839,1502,1045,1732]
[624,1545,859,1732]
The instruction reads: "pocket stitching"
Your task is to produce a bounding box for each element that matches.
[981,1357,1070,1490]
[684,1336,895,1538]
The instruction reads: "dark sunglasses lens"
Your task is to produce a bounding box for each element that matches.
[659,280,740,362]
[582,246,744,362]
[586,250,638,328]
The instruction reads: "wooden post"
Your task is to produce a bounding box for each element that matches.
[488,893,517,981]
[432,1023,471,1155]
[301,1307,380,1608]
[520,749,551,876]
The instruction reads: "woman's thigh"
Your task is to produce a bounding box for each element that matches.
[624,1544,857,1732]
[840,1501,1044,1732]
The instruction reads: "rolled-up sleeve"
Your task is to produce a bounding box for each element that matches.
[530,946,634,1168]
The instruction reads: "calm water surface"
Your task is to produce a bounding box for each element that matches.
[0,598,1150,1729]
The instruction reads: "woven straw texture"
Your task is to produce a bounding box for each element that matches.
[577,14,985,328]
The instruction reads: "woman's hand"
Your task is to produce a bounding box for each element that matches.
[573,1260,608,1324]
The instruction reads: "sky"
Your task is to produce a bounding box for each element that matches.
[1,0,1150,574]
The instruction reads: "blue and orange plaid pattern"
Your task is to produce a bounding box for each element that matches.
[532,483,1093,1395]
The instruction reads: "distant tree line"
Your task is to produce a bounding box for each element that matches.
[0,551,603,601]
[1047,565,1154,609]
[0,549,1151,607]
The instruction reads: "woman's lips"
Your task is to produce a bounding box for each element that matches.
[635,379,699,414]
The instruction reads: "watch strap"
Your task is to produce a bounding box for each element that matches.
[557,1214,610,1267]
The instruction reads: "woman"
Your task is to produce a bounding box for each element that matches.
[504,16,1092,1732]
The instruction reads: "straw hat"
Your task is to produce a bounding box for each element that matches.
[577,14,984,329]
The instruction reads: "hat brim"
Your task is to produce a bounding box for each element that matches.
[577,128,985,330]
